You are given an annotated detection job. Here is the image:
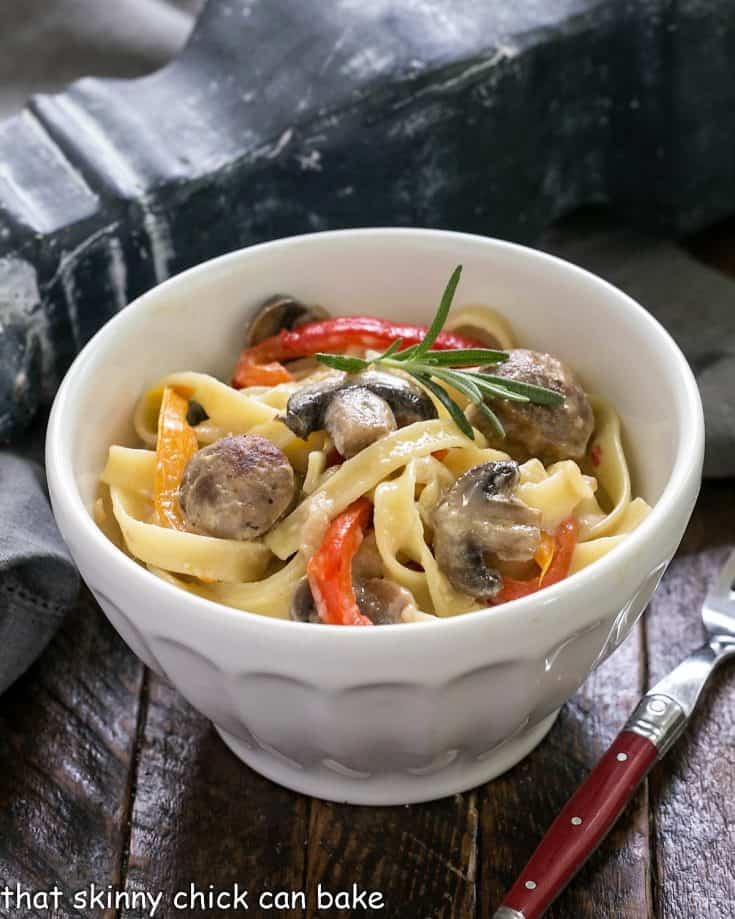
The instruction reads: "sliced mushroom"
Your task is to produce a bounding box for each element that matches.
[280,374,345,440]
[433,460,541,599]
[346,370,437,427]
[354,578,417,625]
[245,295,330,347]
[351,530,385,581]
[290,577,321,623]
[290,575,415,625]
[467,349,594,464]
[186,399,209,427]
[282,368,437,451]
[324,387,397,458]
[179,434,295,540]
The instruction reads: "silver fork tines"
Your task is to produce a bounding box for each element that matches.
[703,549,735,649]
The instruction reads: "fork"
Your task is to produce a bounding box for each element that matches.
[493,549,735,919]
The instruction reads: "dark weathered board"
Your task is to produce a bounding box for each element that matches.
[645,483,735,919]
[478,620,651,919]
[119,674,310,919]
[0,588,143,919]
[3,0,735,442]
[305,789,478,918]
[648,225,735,917]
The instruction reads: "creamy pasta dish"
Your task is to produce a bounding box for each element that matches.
[98,267,651,626]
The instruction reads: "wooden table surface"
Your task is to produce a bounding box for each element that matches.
[1,223,733,919]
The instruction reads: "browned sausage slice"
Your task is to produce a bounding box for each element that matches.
[469,349,594,463]
[179,434,295,540]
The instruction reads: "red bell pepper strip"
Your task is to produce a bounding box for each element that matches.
[492,516,579,604]
[231,317,486,388]
[307,497,374,626]
[325,447,344,468]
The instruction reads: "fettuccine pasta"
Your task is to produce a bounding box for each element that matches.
[99,272,651,626]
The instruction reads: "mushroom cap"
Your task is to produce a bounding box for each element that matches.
[347,370,437,427]
[282,373,346,440]
[432,460,541,598]
[282,368,437,444]
[290,575,416,625]
[470,349,594,463]
[185,399,209,427]
[323,387,397,459]
[245,295,329,346]
[179,434,295,540]
[354,578,416,625]
[290,577,321,623]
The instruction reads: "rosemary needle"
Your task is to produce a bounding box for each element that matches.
[316,266,563,439]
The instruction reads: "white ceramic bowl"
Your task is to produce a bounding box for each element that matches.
[46,229,704,805]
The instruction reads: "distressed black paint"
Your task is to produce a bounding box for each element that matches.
[0,0,734,440]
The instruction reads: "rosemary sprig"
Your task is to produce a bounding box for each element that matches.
[315,265,564,439]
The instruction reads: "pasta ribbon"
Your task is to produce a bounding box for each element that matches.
[517,459,596,531]
[570,498,652,573]
[413,455,454,527]
[266,419,471,560]
[134,372,276,446]
[441,443,510,478]
[135,372,324,472]
[110,487,271,582]
[373,461,478,617]
[102,446,157,496]
[302,449,328,495]
[582,397,632,539]
[100,319,652,618]
[247,418,325,472]
[444,303,515,350]
[151,555,307,619]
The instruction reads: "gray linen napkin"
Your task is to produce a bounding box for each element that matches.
[0,452,79,694]
[0,0,200,694]
[542,214,735,480]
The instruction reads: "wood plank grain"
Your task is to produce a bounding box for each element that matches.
[479,622,651,918]
[119,673,310,919]
[645,481,735,919]
[305,791,478,918]
[0,588,144,919]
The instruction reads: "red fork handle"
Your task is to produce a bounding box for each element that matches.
[493,730,658,919]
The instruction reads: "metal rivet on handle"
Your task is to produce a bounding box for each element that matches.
[571,816,583,826]
[649,698,667,714]
[525,880,537,890]
[617,752,628,762]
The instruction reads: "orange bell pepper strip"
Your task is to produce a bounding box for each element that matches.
[154,387,199,530]
[307,497,374,626]
[492,516,579,604]
[534,531,556,583]
[232,357,294,388]
[231,317,486,389]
